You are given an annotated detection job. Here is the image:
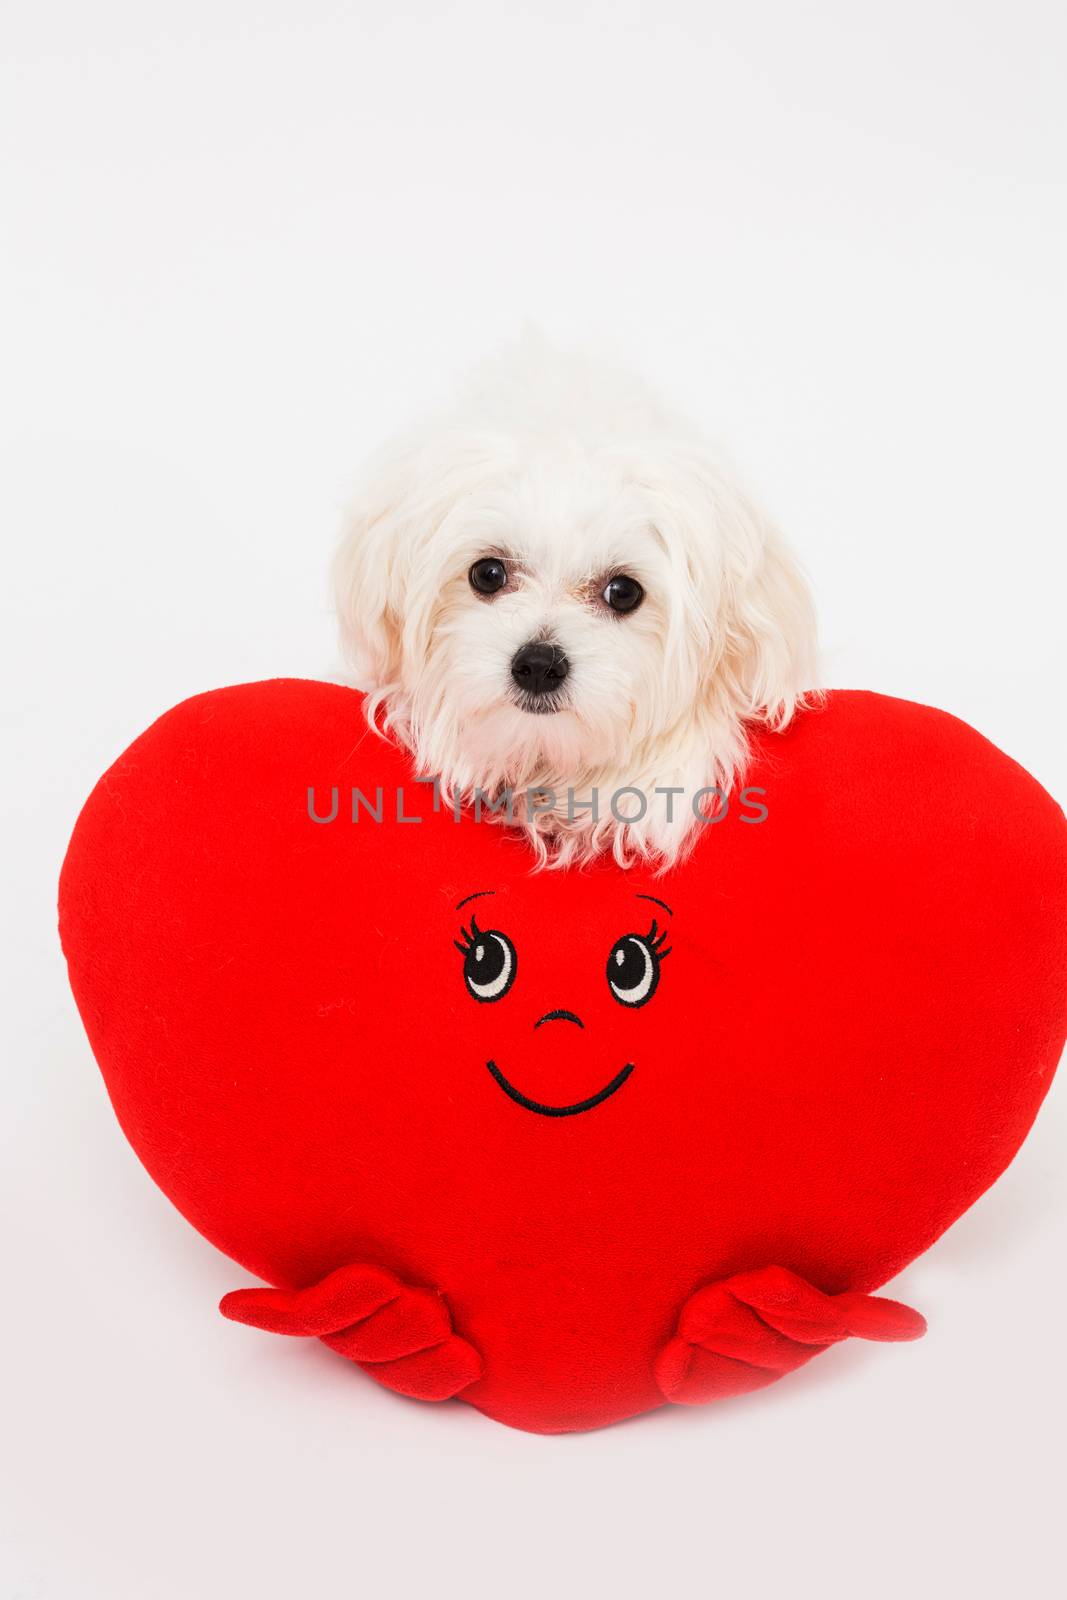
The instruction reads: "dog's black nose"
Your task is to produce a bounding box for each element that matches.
[510,640,570,695]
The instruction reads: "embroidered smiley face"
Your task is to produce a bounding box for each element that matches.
[454,891,672,1117]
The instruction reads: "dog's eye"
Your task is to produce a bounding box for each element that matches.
[602,575,645,614]
[607,924,670,1007]
[456,919,517,1002]
[469,558,509,596]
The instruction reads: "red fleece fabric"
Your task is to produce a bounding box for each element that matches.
[59,682,1067,1434]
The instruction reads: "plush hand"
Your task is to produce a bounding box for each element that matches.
[654,1265,926,1405]
[220,1263,482,1402]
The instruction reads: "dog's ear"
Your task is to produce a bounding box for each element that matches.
[667,446,818,731]
[332,446,416,693]
[334,429,508,697]
[716,510,819,731]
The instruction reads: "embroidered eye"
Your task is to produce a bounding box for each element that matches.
[455,916,517,1002]
[606,921,670,1007]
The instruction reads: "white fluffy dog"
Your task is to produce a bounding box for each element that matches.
[334,336,817,868]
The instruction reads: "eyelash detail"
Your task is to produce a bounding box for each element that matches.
[457,914,670,958]
[454,912,482,955]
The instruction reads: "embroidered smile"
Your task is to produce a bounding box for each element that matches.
[485,1059,635,1118]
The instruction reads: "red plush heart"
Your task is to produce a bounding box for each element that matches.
[59,682,1067,1433]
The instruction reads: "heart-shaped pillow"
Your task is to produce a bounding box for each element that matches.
[59,682,1067,1433]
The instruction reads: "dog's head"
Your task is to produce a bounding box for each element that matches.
[334,349,816,821]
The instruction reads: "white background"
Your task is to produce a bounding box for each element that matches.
[2,3,1065,1597]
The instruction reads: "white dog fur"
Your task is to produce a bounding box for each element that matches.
[334,334,817,869]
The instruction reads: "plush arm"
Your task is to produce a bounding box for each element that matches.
[654,1264,926,1405]
[220,1262,482,1402]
